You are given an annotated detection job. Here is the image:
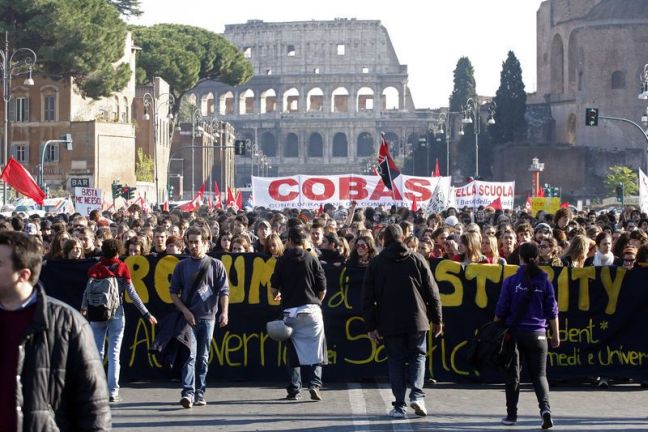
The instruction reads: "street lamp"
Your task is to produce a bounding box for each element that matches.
[39,134,73,192]
[142,91,175,205]
[462,98,496,178]
[1,32,37,205]
[190,108,202,197]
[639,64,648,99]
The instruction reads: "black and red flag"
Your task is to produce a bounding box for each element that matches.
[376,133,400,192]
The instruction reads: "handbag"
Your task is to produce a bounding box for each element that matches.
[150,256,210,371]
[467,273,536,370]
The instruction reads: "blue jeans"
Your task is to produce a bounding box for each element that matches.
[181,319,216,400]
[90,305,126,398]
[383,331,427,408]
[286,339,322,395]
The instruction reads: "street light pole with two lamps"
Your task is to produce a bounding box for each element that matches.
[462,98,496,178]
[142,91,175,205]
[190,108,203,197]
[0,32,37,205]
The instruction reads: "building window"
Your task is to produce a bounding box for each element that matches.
[44,95,56,121]
[244,47,252,58]
[337,44,345,55]
[362,67,369,74]
[44,143,59,163]
[11,143,28,163]
[313,68,320,74]
[287,45,295,56]
[12,97,29,122]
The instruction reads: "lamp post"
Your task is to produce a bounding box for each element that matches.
[142,91,175,205]
[1,32,37,205]
[462,98,496,178]
[436,111,465,177]
[190,108,202,197]
[39,134,73,192]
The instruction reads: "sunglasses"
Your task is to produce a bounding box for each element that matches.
[356,243,368,249]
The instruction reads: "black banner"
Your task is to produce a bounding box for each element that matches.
[40,255,648,382]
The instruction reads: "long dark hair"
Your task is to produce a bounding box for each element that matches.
[519,242,542,278]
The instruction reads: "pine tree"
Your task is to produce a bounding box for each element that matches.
[490,51,527,145]
[449,57,477,178]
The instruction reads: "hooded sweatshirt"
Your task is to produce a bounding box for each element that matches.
[271,247,327,309]
[362,241,442,336]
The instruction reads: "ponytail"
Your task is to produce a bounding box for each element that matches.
[519,242,543,278]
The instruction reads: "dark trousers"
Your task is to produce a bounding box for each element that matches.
[505,331,551,417]
[286,340,322,395]
[383,331,427,408]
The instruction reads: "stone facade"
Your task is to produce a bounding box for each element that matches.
[189,19,436,186]
[516,0,648,197]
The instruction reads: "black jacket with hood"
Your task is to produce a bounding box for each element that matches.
[271,247,327,309]
[362,241,442,336]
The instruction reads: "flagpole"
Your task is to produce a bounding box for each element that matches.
[381,133,398,203]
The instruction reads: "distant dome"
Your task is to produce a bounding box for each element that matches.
[584,0,648,21]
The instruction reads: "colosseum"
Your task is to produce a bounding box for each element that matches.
[189,18,436,187]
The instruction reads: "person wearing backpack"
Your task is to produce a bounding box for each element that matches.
[81,239,157,403]
[495,242,560,429]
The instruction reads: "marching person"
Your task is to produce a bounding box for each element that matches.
[0,231,111,430]
[170,225,229,408]
[495,242,559,429]
[362,224,443,418]
[270,226,327,401]
[82,238,158,403]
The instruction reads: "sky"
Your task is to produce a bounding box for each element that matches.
[130,0,545,109]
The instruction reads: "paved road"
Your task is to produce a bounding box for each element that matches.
[111,381,648,431]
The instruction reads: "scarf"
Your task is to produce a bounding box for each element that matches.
[593,250,614,266]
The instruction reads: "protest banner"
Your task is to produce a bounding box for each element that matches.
[41,255,648,383]
[531,197,561,215]
[252,174,451,209]
[452,180,515,209]
[74,187,103,216]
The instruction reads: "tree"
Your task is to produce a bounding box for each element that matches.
[0,0,131,99]
[135,148,153,182]
[131,24,253,114]
[490,51,527,145]
[604,165,638,196]
[107,0,142,16]
[449,57,477,178]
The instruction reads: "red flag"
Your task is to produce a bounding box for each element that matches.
[214,182,222,209]
[162,201,169,212]
[376,133,401,192]
[488,196,503,210]
[560,202,570,209]
[433,158,441,177]
[226,187,234,208]
[207,195,213,210]
[525,195,531,210]
[0,158,46,204]
[235,190,242,209]
[317,204,324,216]
[537,186,545,198]
[197,181,206,200]
[411,195,418,212]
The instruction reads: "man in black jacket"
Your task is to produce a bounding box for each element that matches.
[362,224,443,419]
[0,231,111,431]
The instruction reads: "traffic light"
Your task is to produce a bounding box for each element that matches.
[111,183,123,199]
[234,139,248,156]
[585,108,599,126]
[616,183,624,203]
[127,186,136,200]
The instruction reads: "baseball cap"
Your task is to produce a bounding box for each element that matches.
[444,215,459,227]
[535,223,552,232]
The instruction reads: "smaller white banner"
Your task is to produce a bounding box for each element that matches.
[74,187,103,216]
[452,180,515,209]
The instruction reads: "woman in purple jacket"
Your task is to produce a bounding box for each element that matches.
[495,242,560,430]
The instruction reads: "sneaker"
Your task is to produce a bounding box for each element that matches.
[109,395,121,403]
[410,400,427,416]
[180,396,193,409]
[501,415,517,426]
[597,377,609,389]
[541,411,553,429]
[640,381,648,388]
[388,408,406,419]
[194,398,207,407]
[286,393,301,400]
[309,387,322,401]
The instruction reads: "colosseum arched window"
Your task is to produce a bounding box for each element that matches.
[261,131,277,156]
[611,71,626,90]
[200,92,214,115]
[284,133,299,157]
[219,91,234,115]
[307,87,324,112]
[383,132,400,154]
[357,132,374,157]
[357,87,375,112]
[239,89,255,114]
[550,34,564,94]
[382,87,400,110]
[331,87,349,113]
[332,133,348,157]
[308,133,323,158]
[260,89,276,113]
[283,88,299,113]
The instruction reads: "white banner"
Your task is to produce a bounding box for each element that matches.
[452,180,515,209]
[639,169,648,214]
[251,175,451,210]
[74,187,103,216]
